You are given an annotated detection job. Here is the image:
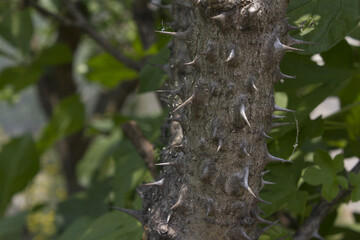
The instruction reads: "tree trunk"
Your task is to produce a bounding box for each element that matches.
[139,0,298,239]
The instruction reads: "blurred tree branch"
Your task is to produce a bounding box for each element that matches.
[294,161,360,240]
[27,0,142,71]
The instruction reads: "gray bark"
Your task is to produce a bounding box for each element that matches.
[139,0,296,239]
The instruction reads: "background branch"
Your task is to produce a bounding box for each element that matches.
[28,0,142,71]
[122,121,157,179]
[294,161,360,240]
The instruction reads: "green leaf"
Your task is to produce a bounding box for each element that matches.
[86,53,138,88]
[37,95,85,152]
[0,66,42,93]
[0,211,27,239]
[77,211,142,240]
[0,8,33,55]
[0,135,39,215]
[77,129,122,187]
[260,160,309,215]
[303,151,345,201]
[139,47,170,93]
[33,44,72,67]
[56,217,94,240]
[56,179,112,232]
[113,140,148,207]
[287,0,360,54]
[349,172,360,202]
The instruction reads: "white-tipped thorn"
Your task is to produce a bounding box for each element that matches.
[247,186,257,199]
[274,104,296,113]
[143,178,165,186]
[226,49,235,62]
[240,104,251,128]
[211,13,226,25]
[184,55,198,65]
[155,162,176,166]
[263,131,273,139]
[271,122,294,128]
[166,212,172,223]
[262,179,276,185]
[189,0,201,6]
[243,146,250,157]
[173,94,195,112]
[110,207,143,224]
[217,139,223,152]
[272,114,286,119]
[274,37,304,53]
[171,185,188,210]
[155,25,192,40]
[240,228,252,240]
[261,170,270,176]
[279,70,296,79]
[241,167,257,199]
[251,80,258,91]
[267,153,292,163]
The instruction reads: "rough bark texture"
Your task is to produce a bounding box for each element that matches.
[139,0,297,239]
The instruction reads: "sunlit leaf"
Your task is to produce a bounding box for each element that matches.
[287,0,360,54]
[303,151,345,201]
[87,53,138,88]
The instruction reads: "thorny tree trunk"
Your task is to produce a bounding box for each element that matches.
[137,0,303,239]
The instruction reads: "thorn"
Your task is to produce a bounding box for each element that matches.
[259,220,280,234]
[287,36,318,46]
[110,207,143,225]
[143,178,165,186]
[312,229,325,240]
[267,152,292,163]
[240,228,252,240]
[211,13,226,26]
[251,80,258,91]
[189,0,201,6]
[226,49,235,62]
[271,122,294,128]
[240,143,251,157]
[272,114,286,119]
[274,37,304,53]
[240,103,251,128]
[247,186,257,199]
[155,162,176,166]
[274,104,296,113]
[155,25,192,40]
[206,198,215,217]
[184,55,198,65]
[262,178,276,185]
[217,139,223,152]
[261,170,270,176]
[257,197,272,205]
[278,67,296,79]
[167,212,172,223]
[241,166,257,199]
[173,93,195,112]
[256,213,274,225]
[262,131,273,139]
[288,24,302,31]
[171,185,188,210]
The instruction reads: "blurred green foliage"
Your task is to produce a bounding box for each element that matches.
[0,0,359,239]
